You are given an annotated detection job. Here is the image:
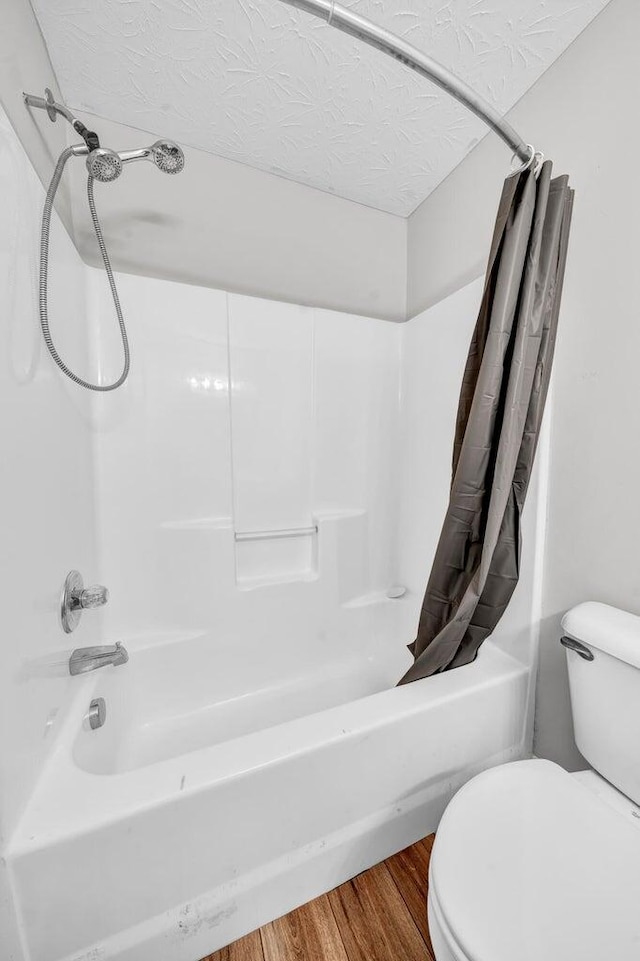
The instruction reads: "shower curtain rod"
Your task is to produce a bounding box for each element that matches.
[277,0,534,164]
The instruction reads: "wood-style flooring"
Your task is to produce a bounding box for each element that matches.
[201,835,436,961]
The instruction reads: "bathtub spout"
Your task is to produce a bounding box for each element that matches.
[69,642,129,676]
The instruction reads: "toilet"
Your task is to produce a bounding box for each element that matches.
[428,601,640,961]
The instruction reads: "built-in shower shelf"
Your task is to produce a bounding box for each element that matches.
[343,590,405,609]
[235,525,318,542]
[235,521,319,590]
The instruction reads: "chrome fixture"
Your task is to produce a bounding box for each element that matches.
[23,88,100,150]
[69,643,128,676]
[560,635,595,662]
[23,87,185,391]
[86,697,107,730]
[23,89,186,181]
[60,570,109,634]
[235,525,318,542]
[277,0,537,167]
[86,140,185,183]
[84,147,123,183]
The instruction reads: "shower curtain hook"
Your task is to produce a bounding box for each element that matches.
[327,1,336,25]
[532,149,545,177]
[510,144,536,175]
[510,144,545,179]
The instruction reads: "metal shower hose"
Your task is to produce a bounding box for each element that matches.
[40,146,130,391]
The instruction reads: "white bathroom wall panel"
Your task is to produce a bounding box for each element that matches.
[92,275,403,634]
[92,270,232,527]
[91,271,233,634]
[314,309,401,593]
[0,102,98,902]
[314,309,397,510]
[228,295,314,535]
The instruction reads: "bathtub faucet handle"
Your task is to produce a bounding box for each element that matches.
[80,584,109,610]
[60,570,109,634]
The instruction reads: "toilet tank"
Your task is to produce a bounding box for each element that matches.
[562,602,640,805]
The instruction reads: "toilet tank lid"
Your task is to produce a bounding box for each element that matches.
[562,601,640,669]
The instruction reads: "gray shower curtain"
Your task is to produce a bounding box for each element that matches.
[399,160,573,685]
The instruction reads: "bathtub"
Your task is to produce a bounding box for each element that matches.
[7,599,530,961]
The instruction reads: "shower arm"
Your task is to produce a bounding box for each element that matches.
[277,0,535,165]
[41,142,152,165]
[23,88,101,150]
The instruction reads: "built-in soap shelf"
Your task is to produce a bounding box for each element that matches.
[234,522,319,590]
[342,586,407,609]
[235,525,318,542]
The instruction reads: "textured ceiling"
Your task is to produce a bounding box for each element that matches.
[32,0,609,216]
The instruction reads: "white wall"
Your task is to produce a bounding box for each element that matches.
[90,269,402,647]
[407,0,638,769]
[0,105,99,954]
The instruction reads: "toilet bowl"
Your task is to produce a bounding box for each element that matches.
[428,602,640,961]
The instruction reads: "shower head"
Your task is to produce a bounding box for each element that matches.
[149,140,185,174]
[85,139,185,182]
[86,147,123,183]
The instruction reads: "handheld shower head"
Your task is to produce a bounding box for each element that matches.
[85,140,185,182]
[150,140,185,174]
[86,147,123,183]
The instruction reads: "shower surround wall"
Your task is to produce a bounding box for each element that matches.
[90,269,401,642]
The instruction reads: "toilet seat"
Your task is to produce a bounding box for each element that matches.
[429,759,640,961]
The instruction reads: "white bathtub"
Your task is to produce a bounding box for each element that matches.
[7,601,530,961]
